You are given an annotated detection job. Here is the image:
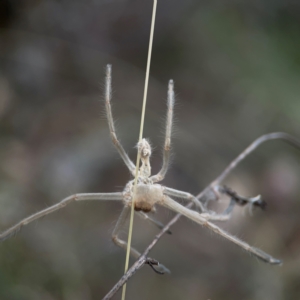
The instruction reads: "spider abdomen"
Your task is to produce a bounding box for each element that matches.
[133,183,163,213]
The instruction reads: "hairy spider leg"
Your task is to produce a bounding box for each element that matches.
[105,65,136,176]
[0,193,123,241]
[162,195,281,265]
[164,187,205,212]
[136,211,172,234]
[112,206,171,273]
[151,80,174,183]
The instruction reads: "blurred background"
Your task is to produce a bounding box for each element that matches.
[0,0,300,299]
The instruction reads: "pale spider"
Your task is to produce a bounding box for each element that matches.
[0,65,281,273]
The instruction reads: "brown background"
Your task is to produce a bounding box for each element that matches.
[0,1,300,299]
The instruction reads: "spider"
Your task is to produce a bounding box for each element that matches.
[0,64,281,274]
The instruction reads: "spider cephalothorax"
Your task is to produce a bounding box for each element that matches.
[123,138,163,213]
[137,138,152,180]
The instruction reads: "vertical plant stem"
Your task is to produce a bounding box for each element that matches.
[121,1,158,299]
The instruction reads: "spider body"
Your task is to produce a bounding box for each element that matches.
[0,64,283,274]
[124,181,162,213]
[123,139,163,213]
[119,137,159,213]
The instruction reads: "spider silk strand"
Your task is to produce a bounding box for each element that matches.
[121,1,158,299]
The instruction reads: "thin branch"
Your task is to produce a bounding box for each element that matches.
[197,132,300,200]
[102,203,193,300]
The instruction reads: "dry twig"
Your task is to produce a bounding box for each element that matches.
[103,132,300,299]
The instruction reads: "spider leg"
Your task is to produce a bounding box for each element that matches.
[136,211,172,234]
[112,206,140,258]
[151,80,174,183]
[163,187,205,212]
[0,192,123,242]
[201,199,236,221]
[105,65,136,175]
[112,206,171,273]
[222,198,236,215]
[161,196,281,265]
